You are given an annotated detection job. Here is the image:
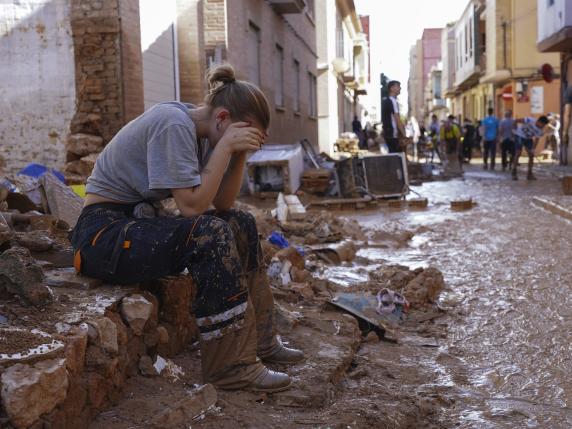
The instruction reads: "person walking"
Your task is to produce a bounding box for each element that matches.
[499,110,516,171]
[482,108,500,170]
[428,114,440,162]
[352,115,365,149]
[439,115,463,176]
[381,81,406,153]
[69,64,303,393]
[512,115,550,180]
[462,118,475,163]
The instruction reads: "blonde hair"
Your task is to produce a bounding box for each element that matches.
[204,64,271,130]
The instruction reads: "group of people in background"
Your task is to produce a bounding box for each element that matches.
[420,109,558,180]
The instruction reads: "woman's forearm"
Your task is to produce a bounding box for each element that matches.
[213,152,247,211]
[172,144,232,216]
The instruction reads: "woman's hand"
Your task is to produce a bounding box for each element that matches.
[220,122,265,154]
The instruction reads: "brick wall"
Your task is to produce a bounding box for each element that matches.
[225,0,319,146]
[177,0,206,103]
[66,0,144,183]
[119,0,145,122]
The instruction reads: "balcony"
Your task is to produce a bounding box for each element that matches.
[537,0,572,52]
[268,0,306,14]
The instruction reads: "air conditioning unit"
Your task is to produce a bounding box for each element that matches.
[333,153,409,199]
[268,0,306,14]
[359,153,409,198]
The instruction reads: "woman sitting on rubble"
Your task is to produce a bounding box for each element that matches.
[69,64,303,393]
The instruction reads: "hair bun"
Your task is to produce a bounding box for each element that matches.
[207,64,236,91]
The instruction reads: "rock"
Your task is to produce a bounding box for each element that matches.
[138,355,157,377]
[274,247,305,270]
[290,266,312,283]
[88,317,118,355]
[45,269,102,290]
[1,358,68,429]
[63,325,88,376]
[65,153,99,177]
[120,295,153,336]
[14,231,54,252]
[149,384,217,428]
[402,267,445,308]
[364,331,380,343]
[156,326,169,344]
[0,247,51,306]
[66,133,104,157]
[289,282,315,300]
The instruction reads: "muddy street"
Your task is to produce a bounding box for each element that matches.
[345,166,572,428]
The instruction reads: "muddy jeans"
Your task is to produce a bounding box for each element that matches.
[70,203,279,386]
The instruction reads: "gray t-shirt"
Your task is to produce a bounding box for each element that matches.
[86,102,211,203]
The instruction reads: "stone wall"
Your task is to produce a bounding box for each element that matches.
[0,276,198,429]
[0,0,77,176]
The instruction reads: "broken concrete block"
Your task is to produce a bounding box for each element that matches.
[40,171,84,228]
[88,317,118,355]
[149,384,217,428]
[0,247,51,306]
[120,295,153,336]
[66,133,104,157]
[1,358,69,429]
[65,153,99,178]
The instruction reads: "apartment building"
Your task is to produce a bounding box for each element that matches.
[315,0,368,154]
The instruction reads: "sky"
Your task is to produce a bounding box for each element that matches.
[354,0,468,115]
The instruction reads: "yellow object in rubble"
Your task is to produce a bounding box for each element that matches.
[70,184,86,198]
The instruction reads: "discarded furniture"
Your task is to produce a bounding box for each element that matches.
[247,144,305,197]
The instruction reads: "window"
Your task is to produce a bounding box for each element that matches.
[308,72,317,117]
[274,44,284,107]
[293,59,300,112]
[469,19,473,58]
[464,24,468,61]
[247,22,261,85]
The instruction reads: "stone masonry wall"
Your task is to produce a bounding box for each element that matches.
[65,0,144,184]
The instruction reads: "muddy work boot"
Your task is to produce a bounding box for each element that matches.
[511,169,518,180]
[261,343,305,365]
[527,172,537,181]
[243,367,292,393]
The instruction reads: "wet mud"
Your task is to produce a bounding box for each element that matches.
[93,166,571,428]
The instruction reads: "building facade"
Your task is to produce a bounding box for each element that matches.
[482,0,560,121]
[537,0,572,163]
[315,0,368,155]
[407,28,443,122]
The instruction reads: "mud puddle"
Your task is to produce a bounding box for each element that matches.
[327,166,572,428]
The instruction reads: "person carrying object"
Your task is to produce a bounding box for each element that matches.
[512,115,549,181]
[69,64,303,393]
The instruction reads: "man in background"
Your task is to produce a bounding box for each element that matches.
[382,81,406,153]
[499,110,516,172]
[512,116,549,180]
[462,118,475,164]
[482,108,500,170]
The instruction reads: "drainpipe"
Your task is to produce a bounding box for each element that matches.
[502,20,507,70]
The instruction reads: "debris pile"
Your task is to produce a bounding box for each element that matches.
[368,265,445,308]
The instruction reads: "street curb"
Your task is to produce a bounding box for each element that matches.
[531,197,572,222]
